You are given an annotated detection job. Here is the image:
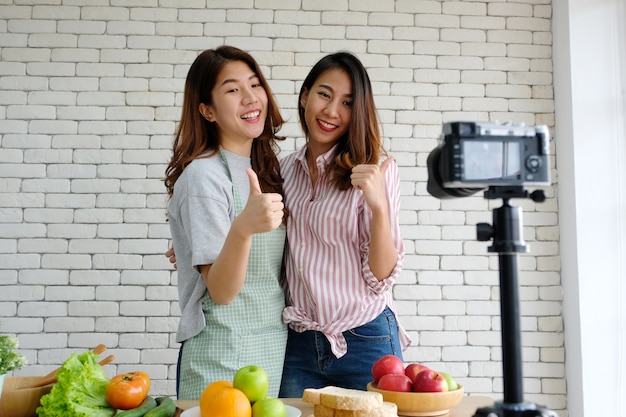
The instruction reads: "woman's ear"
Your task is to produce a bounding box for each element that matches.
[199,103,215,122]
[300,89,309,109]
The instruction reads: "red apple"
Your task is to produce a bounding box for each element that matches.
[371,355,405,383]
[377,373,413,392]
[404,363,430,381]
[412,369,449,392]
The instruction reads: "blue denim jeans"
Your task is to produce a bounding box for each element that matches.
[176,342,184,398]
[278,306,404,398]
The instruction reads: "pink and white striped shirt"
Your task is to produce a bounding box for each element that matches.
[280,145,411,358]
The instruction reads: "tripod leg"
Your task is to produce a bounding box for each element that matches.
[498,253,524,405]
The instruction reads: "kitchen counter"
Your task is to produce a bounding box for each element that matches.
[175,395,494,416]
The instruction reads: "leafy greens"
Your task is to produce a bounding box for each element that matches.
[37,350,116,417]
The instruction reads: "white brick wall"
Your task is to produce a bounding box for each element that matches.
[0,1,565,415]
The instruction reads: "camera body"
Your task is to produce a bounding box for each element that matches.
[427,121,550,198]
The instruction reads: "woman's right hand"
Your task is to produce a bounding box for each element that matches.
[235,168,284,235]
[165,247,177,269]
[202,169,283,304]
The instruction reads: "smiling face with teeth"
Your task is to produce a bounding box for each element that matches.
[300,67,353,158]
[199,60,268,156]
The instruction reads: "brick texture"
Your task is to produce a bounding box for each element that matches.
[0,1,564,415]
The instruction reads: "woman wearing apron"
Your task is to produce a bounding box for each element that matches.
[164,46,288,400]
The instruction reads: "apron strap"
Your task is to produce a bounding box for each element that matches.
[218,147,244,215]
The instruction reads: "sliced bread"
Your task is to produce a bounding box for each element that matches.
[302,386,384,411]
[313,401,398,417]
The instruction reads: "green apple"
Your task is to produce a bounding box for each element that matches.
[233,365,269,404]
[439,371,459,391]
[252,397,287,417]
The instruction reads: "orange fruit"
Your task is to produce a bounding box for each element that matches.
[200,380,233,408]
[200,380,251,417]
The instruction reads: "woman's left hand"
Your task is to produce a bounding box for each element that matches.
[350,157,393,211]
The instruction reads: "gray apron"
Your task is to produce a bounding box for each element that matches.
[178,150,287,400]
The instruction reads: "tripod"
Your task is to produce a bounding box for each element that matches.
[472,186,558,417]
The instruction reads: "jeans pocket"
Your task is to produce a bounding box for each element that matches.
[345,307,397,342]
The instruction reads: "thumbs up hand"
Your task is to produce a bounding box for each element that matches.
[350,157,394,211]
[237,168,284,235]
[247,167,263,196]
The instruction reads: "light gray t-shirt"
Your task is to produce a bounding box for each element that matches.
[168,149,251,343]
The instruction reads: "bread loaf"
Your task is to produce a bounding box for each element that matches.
[313,401,398,417]
[302,386,384,411]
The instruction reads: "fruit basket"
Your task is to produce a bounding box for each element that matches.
[366,382,464,417]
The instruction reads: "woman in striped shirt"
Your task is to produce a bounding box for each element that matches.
[278,51,411,397]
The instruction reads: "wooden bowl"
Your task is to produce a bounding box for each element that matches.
[0,376,54,417]
[367,382,464,417]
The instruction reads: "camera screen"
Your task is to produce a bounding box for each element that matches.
[462,140,521,181]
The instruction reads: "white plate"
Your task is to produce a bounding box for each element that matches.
[180,404,301,417]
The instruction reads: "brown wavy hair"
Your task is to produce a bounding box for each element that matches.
[298,51,386,190]
[164,46,285,198]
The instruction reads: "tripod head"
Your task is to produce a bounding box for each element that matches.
[476,186,544,254]
[482,185,546,203]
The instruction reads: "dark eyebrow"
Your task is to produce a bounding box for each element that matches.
[219,73,259,88]
[318,83,352,98]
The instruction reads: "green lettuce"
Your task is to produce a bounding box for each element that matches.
[37,350,116,417]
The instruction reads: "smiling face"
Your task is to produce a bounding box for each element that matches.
[200,60,268,155]
[300,67,353,157]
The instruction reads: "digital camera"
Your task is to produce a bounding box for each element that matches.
[426,121,550,199]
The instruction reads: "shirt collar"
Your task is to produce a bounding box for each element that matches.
[294,143,339,168]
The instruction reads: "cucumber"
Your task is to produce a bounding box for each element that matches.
[143,397,177,417]
[115,396,157,417]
